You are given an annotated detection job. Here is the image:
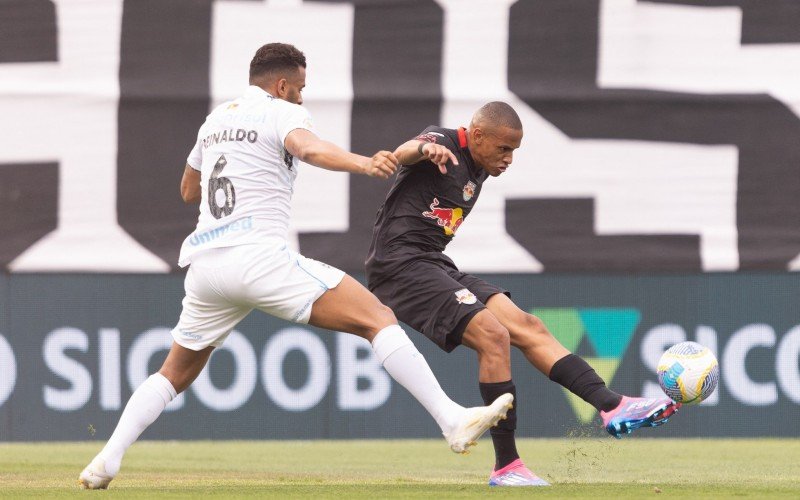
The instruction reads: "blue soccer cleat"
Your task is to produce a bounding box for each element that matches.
[489,459,550,487]
[600,396,681,439]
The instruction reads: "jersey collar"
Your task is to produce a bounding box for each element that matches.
[457,127,468,148]
[245,85,276,100]
[457,127,485,178]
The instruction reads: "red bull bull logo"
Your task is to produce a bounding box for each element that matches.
[422,197,464,236]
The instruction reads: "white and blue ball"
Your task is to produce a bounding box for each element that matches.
[657,341,719,405]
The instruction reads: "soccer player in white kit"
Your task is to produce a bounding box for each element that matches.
[79,43,513,490]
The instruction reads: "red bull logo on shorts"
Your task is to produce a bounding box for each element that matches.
[422,197,464,236]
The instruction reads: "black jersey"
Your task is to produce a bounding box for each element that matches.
[366,125,489,287]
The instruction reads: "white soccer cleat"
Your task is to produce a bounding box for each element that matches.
[444,393,514,454]
[78,457,115,490]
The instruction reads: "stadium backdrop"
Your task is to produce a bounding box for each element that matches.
[0,0,798,441]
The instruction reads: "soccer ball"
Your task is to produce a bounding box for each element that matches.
[657,341,719,405]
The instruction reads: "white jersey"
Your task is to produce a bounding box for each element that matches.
[178,86,313,267]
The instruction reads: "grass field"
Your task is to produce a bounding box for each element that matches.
[2,438,799,498]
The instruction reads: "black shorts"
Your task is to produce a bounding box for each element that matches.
[369,258,509,352]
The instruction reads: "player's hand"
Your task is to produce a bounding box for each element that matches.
[364,150,399,179]
[420,143,459,174]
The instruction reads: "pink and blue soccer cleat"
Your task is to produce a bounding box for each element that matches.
[600,396,681,439]
[488,459,550,487]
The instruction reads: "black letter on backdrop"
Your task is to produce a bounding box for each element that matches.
[116,0,215,270]
[0,0,57,63]
[0,0,58,270]
[508,0,800,271]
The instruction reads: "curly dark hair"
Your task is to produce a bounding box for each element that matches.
[249,43,306,81]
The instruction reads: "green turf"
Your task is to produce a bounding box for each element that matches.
[1,439,799,498]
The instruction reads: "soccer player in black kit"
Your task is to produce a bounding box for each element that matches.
[366,102,681,487]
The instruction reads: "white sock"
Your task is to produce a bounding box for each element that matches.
[97,372,177,476]
[371,325,463,433]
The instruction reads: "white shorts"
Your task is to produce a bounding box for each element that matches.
[171,241,345,351]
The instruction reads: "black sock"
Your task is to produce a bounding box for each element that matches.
[479,380,519,470]
[549,354,623,412]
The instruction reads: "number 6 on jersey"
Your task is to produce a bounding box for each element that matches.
[208,154,236,219]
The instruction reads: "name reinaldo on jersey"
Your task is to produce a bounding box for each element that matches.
[200,128,258,150]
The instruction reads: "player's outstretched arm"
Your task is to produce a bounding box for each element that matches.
[180,164,201,204]
[394,140,458,174]
[285,128,397,179]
